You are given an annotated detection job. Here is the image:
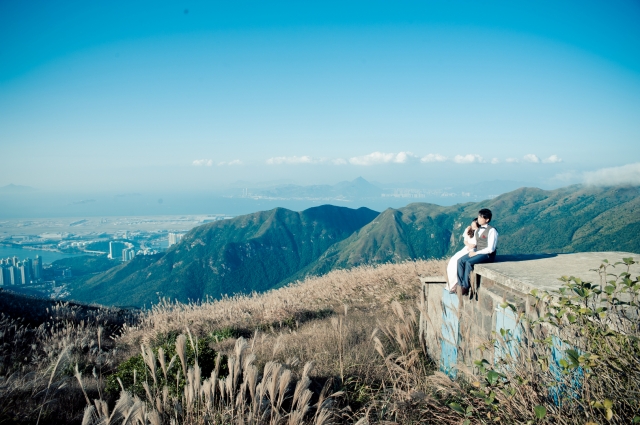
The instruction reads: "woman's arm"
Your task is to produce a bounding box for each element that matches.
[463,227,475,249]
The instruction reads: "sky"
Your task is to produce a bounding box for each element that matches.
[1,0,640,193]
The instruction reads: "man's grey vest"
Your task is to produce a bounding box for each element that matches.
[475,224,495,251]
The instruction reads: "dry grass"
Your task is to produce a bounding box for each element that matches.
[125,260,442,346]
[0,260,445,424]
[0,300,136,424]
[8,257,636,424]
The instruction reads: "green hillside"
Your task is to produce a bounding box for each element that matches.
[69,205,378,307]
[297,185,640,278]
[69,184,640,307]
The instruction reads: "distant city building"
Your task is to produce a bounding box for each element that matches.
[122,247,135,261]
[20,263,31,284]
[24,258,33,280]
[110,241,135,261]
[33,255,43,281]
[109,241,127,260]
[0,255,48,285]
[9,266,21,285]
[168,232,185,247]
[0,267,9,286]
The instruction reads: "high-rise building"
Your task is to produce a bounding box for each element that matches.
[32,255,43,281]
[24,258,33,281]
[11,256,19,266]
[168,232,185,247]
[9,266,21,285]
[19,263,31,285]
[109,241,127,260]
[0,267,7,286]
[122,247,135,261]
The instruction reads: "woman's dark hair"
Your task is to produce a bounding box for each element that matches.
[467,219,479,238]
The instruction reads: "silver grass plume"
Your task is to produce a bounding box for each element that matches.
[176,334,188,379]
[141,344,157,386]
[158,347,167,381]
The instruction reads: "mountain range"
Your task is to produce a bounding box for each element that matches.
[248,176,383,199]
[69,184,640,307]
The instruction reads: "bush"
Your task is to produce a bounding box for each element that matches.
[105,330,229,397]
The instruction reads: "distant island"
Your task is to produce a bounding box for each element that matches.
[0,183,36,193]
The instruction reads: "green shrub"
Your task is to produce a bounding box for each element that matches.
[105,330,230,397]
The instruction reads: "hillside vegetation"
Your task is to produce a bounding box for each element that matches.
[71,205,378,306]
[1,260,442,424]
[3,257,639,424]
[70,184,640,307]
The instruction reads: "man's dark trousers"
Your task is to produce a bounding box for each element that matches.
[457,253,494,289]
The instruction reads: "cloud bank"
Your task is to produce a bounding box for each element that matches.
[420,153,447,163]
[349,151,416,165]
[266,156,348,165]
[218,160,243,166]
[193,159,213,166]
[504,154,561,164]
[266,156,315,165]
[453,154,485,164]
[583,163,640,186]
[543,155,562,163]
[261,152,564,166]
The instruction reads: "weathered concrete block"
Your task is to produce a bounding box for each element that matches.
[484,313,493,335]
[481,293,494,313]
[429,252,640,374]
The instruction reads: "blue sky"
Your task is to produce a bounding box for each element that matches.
[1,0,639,192]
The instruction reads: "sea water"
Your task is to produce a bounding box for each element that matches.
[0,246,83,264]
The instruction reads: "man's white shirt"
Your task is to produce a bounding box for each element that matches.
[474,226,498,255]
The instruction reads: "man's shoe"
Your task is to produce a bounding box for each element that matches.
[460,287,470,296]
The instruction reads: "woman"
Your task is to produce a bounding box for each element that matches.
[446,219,478,293]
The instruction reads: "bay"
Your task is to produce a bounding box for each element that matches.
[0,246,84,264]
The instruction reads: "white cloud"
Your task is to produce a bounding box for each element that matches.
[332,158,348,165]
[542,154,562,164]
[193,159,213,166]
[349,151,416,166]
[420,153,448,163]
[491,158,500,164]
[266,156,315,165]
[523,154,541,163]
[218,160,243,166]
[584,163,640,186]
[453,154,485,164]
[506,158,519,163]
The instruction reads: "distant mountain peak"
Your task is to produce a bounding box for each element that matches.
[0,183,36,192]
[351,176,378,186]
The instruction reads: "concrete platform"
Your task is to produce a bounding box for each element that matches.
[475,252,640,295]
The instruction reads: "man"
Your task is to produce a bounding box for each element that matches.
[456,208,498,295]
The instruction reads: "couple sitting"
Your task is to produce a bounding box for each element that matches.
[446,208,498,295]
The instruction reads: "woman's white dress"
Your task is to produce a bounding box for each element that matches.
[446,230,476,290]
